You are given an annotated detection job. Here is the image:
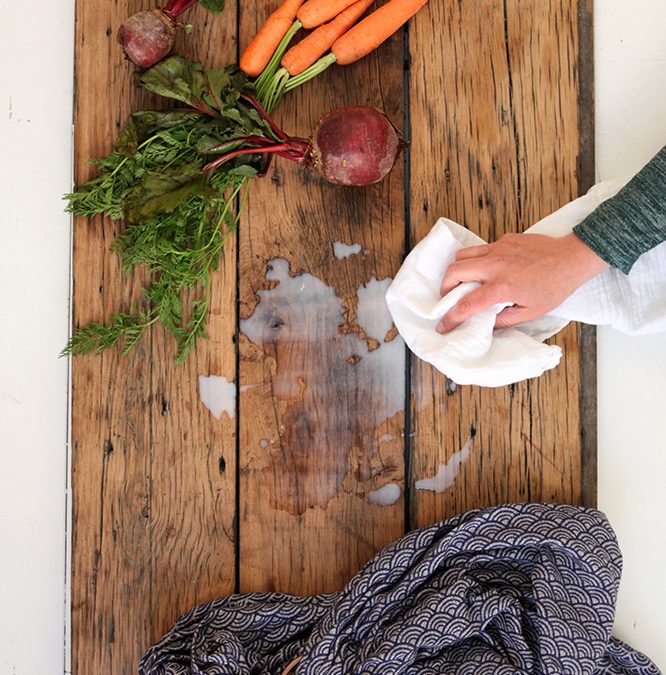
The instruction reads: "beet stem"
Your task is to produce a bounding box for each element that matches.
[205,135,279,155]
[242,95,288,141]
[203,137,312,174]
[257,154,274,178]
[203,143,292,173]
[175,0,201,16]
[205,73,223,112]
[164,0,199,19]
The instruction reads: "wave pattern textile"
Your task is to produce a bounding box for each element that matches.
[140,504,660,675]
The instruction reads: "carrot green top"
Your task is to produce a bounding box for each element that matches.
[574,145,666,274]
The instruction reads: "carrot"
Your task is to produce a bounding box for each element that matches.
[240,0,305,77]
[332,0,428,65]
[282,0,374,75]
[296,0,359,29]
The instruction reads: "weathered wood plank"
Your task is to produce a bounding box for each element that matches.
[71,3,238,673]
[237,7,406,594]
[72,0,595,669]
[408,0,591,527]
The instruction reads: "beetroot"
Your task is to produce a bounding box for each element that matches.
[118,10,177,69]
[118,0,205,68]
[204,100,405,187]
[311,106,402,186]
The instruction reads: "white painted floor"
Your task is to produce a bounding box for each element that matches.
[0,1,664,672]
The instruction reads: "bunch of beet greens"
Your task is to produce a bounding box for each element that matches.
[64,0,426,361]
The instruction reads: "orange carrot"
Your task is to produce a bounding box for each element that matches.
[332,0,427,65]
[296,0,359,29]
[282,0,374,75]
[240,0,305,77]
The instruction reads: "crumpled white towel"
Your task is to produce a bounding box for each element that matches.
[386,178,666,387]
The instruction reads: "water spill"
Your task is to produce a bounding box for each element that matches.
[333,241,363,259]
[367,482,401,506]
[377,433,394,444]
[240,258,405,514]
[415,436,473,493]
[259,438,270,449]
[356,277,394,343]
[198,375,235,420]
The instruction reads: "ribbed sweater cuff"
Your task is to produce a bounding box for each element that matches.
[573,146,666,275]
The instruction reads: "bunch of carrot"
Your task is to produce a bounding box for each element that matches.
[240,0,428,111]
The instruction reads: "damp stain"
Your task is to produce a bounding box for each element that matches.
[240,258,404,515]
[415,436,473,493]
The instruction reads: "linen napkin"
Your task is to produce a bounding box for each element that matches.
[386,178,666,387]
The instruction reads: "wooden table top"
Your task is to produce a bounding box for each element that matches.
[71,1,594,671]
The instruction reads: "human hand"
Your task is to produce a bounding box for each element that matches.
[436,232,609,332]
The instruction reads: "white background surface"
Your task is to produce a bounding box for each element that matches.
[595,1,666,665]
[0,0,73,673]
[0,1,664,672]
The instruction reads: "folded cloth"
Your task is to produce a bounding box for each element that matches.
[385,178,666,387]
[139,503,659,675]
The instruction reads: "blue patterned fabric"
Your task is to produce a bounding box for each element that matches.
[140,504,660,674]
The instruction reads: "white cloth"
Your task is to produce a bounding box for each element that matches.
[386,178,666,387]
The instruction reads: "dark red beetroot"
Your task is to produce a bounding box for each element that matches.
[118,10,176,68]
[117,0,201,68]
[204,101,405,187]
[311,106,402,185]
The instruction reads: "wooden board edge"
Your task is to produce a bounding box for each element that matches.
[577,0,597,508]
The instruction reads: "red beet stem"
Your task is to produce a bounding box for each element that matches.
[202,102,311,174]
[164,0,200,19]
[204,135,281,155]
[203,139,311,173]
[257,154,274,178]
[242,95,289,141]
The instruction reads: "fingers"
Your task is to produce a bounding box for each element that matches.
[455,244,489,261]
[494,305,535,329]
[439,259,489,297]
[439,245,492,297]
[436,283,504,333]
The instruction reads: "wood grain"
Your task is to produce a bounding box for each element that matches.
[72,0,595,671]
[71,3,238,673]
[237,4,406,594]
[408,0,591,527]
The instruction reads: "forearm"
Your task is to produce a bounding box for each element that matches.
[573,145,666,274]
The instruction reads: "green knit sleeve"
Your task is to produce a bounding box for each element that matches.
[573,145,666,274]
